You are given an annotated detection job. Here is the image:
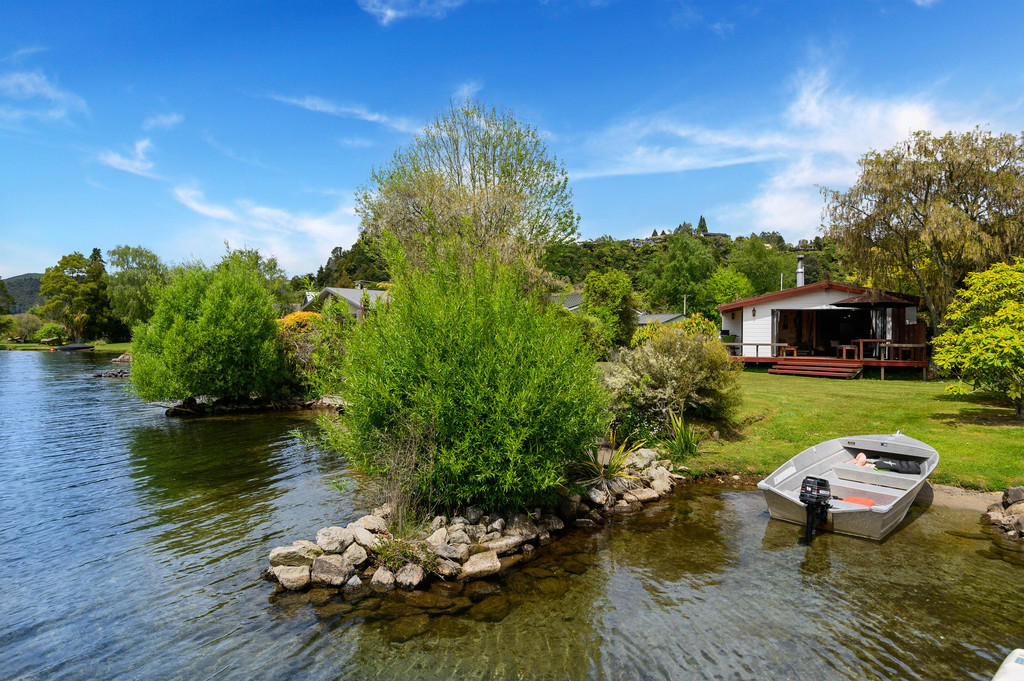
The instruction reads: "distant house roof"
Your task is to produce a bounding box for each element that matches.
[300,287,388,317]
[638,313,685,326]
[550,292,584,311]
[717,281,918,313]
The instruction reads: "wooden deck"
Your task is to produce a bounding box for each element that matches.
[734,354,929,379]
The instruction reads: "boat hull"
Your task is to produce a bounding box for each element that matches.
[757,433,938,541]
[761,479,927,540]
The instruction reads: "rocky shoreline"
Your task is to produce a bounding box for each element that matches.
[263,448,684,598]
[982,486,1024,552]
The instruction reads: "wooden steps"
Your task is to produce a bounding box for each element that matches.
[768,357,863,379]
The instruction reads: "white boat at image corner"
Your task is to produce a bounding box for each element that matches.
[757,432,939,541]
[992,649,1024,681]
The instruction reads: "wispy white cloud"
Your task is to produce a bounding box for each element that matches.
[0,70,87,122]
[201,131,271,168]
[98,139,160,178]
[337,137,374,148]
[910,0,939,6]
[271,94,421,134]
[573,64,980,241]
[357,0,470,25]
[142,112,183,130]
[454,79,483,101]
[172,184,360,274]
[173,186,240,222]
[1,47,48,63]
[709,22,734,38]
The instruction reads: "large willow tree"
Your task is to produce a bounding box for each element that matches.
[354,99,579,270]
[823,129,1024,333]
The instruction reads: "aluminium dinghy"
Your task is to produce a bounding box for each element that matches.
[757,432,939,541]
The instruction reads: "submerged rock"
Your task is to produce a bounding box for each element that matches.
[467,594,511,622]
[385,614,431,643]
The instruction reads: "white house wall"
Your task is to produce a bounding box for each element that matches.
[735,288,871,357]
[743,308,774,356]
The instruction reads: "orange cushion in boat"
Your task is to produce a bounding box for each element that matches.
[844,496,875,507]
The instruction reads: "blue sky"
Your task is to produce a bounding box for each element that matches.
[3,0,1024,279]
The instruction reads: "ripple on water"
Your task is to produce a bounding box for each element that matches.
[2,352,1024,681]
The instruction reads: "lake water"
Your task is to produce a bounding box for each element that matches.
[2,350,1022,680]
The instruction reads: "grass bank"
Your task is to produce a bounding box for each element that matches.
[687,370,1023,491]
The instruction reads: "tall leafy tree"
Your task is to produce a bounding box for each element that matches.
[39,252,93,342]
[583,269,638,347]
[108,245,169,329]
[729,236,795,295]
[823,128,1024,334]
[355,99,579,270]
[641,232,715,313]
[934,258,1024,419]
[705,267,755,324]
[80,248,115,341]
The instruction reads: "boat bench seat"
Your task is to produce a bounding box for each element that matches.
[832,462,920,490]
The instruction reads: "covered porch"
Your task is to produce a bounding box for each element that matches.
[718,283,930,379]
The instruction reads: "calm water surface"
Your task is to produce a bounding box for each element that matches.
[1,351,1022,680]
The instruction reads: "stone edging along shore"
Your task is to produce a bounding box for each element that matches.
[262,448,685,593]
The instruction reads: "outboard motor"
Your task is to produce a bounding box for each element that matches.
[798,476,831,544]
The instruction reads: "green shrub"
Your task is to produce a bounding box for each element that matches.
[131,251,291,401]
[0,316,16,338]
[630,313,718,348]
[583,269,639,347]
[606,325,742,422]
[32,322,68,344]
[9,313,43,340]
[552,306,611,360]
[321,240,610,512]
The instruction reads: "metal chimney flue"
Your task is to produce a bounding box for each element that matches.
[796,254,805,287]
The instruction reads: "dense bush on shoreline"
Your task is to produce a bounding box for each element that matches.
[131,250,291,402]
[313,240,610,514]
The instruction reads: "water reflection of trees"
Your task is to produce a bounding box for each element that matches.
[126,415,319,556]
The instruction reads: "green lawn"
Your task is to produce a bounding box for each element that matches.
[687,370,1024,491]
[1,341,131,353]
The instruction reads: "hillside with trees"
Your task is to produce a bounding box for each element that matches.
[2,274,44,314]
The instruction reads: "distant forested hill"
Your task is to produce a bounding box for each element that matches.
[3,274,43,313]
